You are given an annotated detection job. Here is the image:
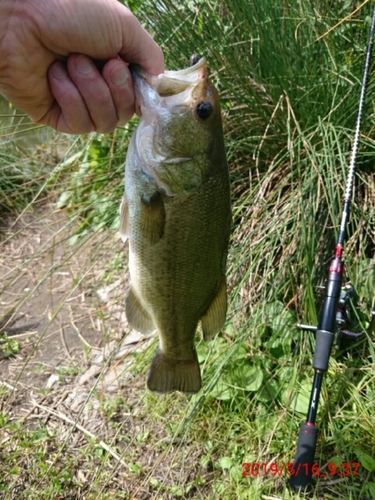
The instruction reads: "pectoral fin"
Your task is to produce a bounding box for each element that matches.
[140,191,165,244]
[119,195,129,242]
[200,279,228,340]
[125,286,154,334]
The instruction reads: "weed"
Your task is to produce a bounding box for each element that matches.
[0,333,20,359]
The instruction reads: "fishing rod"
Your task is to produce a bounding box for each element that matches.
[290,5,375,491]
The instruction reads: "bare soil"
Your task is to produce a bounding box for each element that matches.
[0,206,214,499]
[1,206,110,402]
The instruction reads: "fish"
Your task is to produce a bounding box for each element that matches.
[119,56,231,393]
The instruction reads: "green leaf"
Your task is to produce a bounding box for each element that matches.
[354,449,375,472]
[169,486,184,497]
[257,380,279,402]
[218,456,233,469]
[230,464,244,481]
[283,379,311,414]
[128,462,142,474]
[225,321,236,337]
[278,366,295,383]
[367,482,375,498]
[328,456,343,466]
[210,380,232,401]
[69,234,80,246]
[56,190,72,209]
[265,336,292,358]
[241,365,263,392]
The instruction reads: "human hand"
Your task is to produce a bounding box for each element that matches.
[0,0,164,134]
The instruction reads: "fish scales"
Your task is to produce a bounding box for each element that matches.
[120,57,231,393]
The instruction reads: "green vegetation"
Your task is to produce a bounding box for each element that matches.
[1,0,375,499]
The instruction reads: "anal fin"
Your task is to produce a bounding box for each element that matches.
[200,279,228,340]
[125,286,154,334]
[147,349,201,393]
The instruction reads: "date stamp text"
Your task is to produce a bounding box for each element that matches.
[242,461,360,478]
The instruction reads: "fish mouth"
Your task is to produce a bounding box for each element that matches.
[130,57,215,197]
[131,57,208,113]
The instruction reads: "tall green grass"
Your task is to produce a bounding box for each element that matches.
[0,104,55,218]
[1,0,375,499]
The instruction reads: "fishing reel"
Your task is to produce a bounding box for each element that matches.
[298,284,375,351]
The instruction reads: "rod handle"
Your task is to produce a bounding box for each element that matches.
[313,329,335,370]
[289,423,318,491]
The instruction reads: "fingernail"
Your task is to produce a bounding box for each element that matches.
[50,63,67,80]
[110,65,129,87]
[75,55,93,76]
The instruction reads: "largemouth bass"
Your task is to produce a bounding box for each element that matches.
[120,57,231,393]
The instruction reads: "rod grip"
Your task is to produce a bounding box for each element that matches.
[313,329,335,370]
[289,423,318,491]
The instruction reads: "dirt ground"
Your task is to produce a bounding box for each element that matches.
[0,206,214,499]
[0,206,130,400]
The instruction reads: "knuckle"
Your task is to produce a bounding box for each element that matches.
[95,118,118,134]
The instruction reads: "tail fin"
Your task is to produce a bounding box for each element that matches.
[147,350,201,393]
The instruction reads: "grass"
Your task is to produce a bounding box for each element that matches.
[1,0,375,499]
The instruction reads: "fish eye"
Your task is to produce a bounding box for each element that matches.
[195,101,213,120]
[190,54,200,66]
